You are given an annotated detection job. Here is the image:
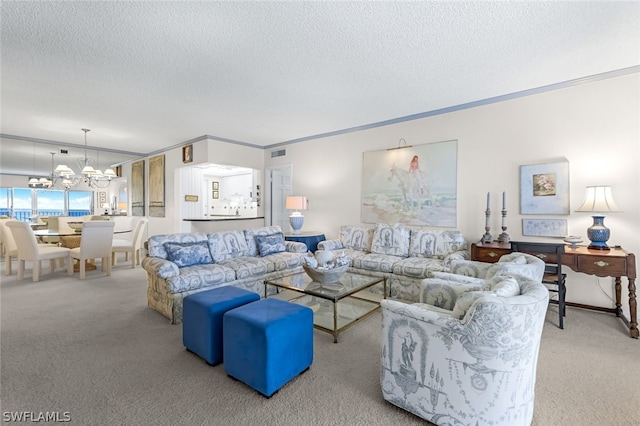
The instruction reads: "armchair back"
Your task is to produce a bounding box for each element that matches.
[381,274,548,425]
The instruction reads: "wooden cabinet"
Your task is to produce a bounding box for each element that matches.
[470,242,511,263]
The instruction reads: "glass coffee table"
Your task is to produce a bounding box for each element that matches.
[264,272,386,343]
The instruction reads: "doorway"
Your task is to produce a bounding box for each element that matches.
[265,164,292,232]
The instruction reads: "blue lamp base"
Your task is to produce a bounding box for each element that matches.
[586,215,611,250]
[289,214,304,235]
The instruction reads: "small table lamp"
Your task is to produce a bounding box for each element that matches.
[285,196,307,234]
[575,185,621,250]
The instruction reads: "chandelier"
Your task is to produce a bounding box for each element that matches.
[52,128,117,189]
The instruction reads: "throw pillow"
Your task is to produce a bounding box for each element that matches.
[164,241,213,268]
[370,223,410,257]
[255,232,286,257]
[340,226,373,252]
[499,254,527,265]
[451,291,485,320]
[482,275,520,297]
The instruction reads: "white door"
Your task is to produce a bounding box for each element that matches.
[266,165,292,231]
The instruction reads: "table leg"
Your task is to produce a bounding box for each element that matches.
[628,278,638,338]
[333,302,338,344]
[615,277,622,317]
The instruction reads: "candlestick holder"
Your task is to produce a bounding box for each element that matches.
[481,207,492,243]
[498,208,510,243]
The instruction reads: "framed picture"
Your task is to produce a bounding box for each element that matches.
[212,181,219,190]
[212,190,219,199]
[182,145,193,163]
[184,195,198,202]
[361,139,458,227]
[98,191,106,203]
[520,161,570,214]
[522,219,568,237]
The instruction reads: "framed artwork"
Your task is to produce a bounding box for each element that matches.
[149,154,165,217]
[361,139,458,227]
[184,195,198,202]
[131,160,145,216]
[182,145,193,163]
[212,190,219,199]
[98,191,106,203]
[520,161,570,215]
[522,219,568,237]
[212,181,219,190]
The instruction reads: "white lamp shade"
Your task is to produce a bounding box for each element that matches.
[286,196,308,211]
[576,186,621,213]
[103,168,117,177]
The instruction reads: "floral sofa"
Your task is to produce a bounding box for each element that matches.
[317,223,469,302]
[141,226,307,324]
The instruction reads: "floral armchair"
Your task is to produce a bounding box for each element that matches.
[380,273,549,425]
[430,252,545,286]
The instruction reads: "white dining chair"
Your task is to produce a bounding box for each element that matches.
[6,221,70,282]
[0,219,19,275]
[68,221,115,279]
[112,218,147,268]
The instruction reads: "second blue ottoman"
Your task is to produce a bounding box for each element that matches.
[223,298,314,397]
[182,286,260,365]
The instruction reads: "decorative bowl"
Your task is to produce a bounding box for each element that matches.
[303,264,349,284]
[563,236,583,249]
[68,221,84,232]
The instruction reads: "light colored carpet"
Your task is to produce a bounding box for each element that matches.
[1,261,638,425]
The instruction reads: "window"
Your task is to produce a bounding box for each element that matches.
[68,190,92,217]
[0,187,94,220]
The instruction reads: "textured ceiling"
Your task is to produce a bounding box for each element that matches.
[1,1,639,175]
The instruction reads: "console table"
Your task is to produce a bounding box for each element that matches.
[284,231,326,253]
[471,241,638,339]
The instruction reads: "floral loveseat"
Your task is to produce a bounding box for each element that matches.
[141,226,307,324]
[317,223,469,302]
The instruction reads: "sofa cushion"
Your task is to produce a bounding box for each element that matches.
[217,256,274,279]
[244,226,283,257]
[392,257,447,279]
[255,232,286,257]
[264,251,305,272]
[340,226,373,252]
[409,229,467,259]
[207,230,249,262]
[352,253,401,273]
[164,241,213,268]
[165,263,237,293]
[370,223,410,257]
[451,291,486,320]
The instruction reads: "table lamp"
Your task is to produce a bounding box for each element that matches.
[575,185,621,250]
[285,196,307,234]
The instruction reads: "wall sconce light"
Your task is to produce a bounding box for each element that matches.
[575,185,621,250]
[285,196,308,234]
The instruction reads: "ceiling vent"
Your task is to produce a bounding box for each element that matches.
[270,149,286,158]
[59,149,69,154]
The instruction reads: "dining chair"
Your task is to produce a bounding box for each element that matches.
[6,221,70,282]
[68,221,116,279]
[510,241,567,329]
[0,218,19,275]
[112,218,148,268]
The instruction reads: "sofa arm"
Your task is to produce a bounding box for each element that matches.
[141,256,179,279]
[442,250,469,268]
[285,241,307,253]
[381,299,458,330]
[317,239,344,251]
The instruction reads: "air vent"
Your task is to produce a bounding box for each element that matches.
[270,149,286,158]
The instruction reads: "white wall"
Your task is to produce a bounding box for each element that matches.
[264,73,640,312]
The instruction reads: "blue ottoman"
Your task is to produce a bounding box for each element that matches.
[223,298,313,397]
[182,286,260,365]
